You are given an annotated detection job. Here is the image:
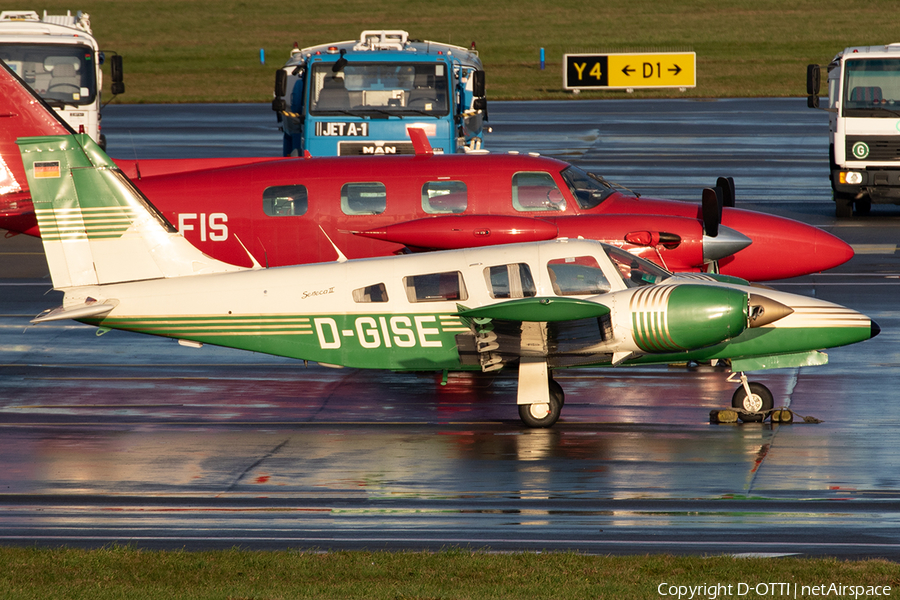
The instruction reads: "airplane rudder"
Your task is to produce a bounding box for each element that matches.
[17,135,84,233]
[17,134,100,288]
[20,133,243,286]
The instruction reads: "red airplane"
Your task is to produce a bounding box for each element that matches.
[0,61,852,281]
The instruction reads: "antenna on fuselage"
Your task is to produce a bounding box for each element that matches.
[319,226,348,263]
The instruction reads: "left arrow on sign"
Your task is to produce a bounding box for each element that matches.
[621,65,635,76]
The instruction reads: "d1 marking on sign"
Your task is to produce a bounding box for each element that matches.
[564,52,696,91]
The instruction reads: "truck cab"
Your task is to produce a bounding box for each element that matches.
[808,44,900,217]
[273,30,487,157]
[0,10,123,150]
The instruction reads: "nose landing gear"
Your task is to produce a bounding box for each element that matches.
[724,371,776,423]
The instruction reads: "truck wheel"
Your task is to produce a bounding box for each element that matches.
[856,198,871,216]
[834,194,854,218]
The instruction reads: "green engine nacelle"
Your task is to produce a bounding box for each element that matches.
[630,284,748,353]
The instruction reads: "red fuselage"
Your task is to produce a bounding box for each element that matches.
[106,153,847,281]
[0,62,852,281]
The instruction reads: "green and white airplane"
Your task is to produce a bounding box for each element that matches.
[20,133,880,427]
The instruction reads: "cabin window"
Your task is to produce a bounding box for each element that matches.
[404,271,467,302]
[262,185,309,216]
[484,264,536,299]
[512,172,566,212]
[547,256,611,296]
[341,182,386,215]
[352,283,389,303]
[422,181,467,214]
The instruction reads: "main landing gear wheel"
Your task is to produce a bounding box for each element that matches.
[731,381,774,423]
[549,378,564,407]
[519,380,564,428]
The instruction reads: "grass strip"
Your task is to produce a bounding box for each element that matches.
[1,547,899,599]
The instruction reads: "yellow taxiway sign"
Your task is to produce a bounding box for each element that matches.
[564,52,696,90]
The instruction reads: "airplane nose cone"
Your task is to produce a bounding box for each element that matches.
[813,226,856,270]
[716,209,854,281]
[702,225,753,261]
[871,320,881,339]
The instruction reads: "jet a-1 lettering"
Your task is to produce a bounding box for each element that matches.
[20,132,878,427]
[0,61,853,282]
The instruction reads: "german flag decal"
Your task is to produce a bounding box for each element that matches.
[34,161,61,179]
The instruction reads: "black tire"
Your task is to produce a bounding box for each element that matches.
[549,378,565,407]
[856,197,872,216]
[519,383,564,428]
[732,382,774,423]
[834,192,854,218]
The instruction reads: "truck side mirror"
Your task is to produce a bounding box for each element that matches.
[806,64,820,95]
[473,70,485,97]
[806,64,820,109]
[473,97,487,111]
[272,97,286,112]
[274,69,287,97]
[110,55,124,96]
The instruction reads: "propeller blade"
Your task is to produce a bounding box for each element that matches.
[716,176,735,208]
[701,187,723,237]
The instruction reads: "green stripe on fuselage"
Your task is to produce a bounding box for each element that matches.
[77,312,870,374]
[82,312,468,370]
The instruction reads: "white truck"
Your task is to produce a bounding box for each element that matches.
[808,44,900,217]
[0,10,123,149]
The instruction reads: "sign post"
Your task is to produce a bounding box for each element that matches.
[564,52,696,91]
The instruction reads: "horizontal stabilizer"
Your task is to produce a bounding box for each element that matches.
[32,301,116,324]
[457,296,610,323]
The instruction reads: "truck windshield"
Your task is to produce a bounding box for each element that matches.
[0,43,97,106]
[310,62,449,116]
[842,58,900,117]
[560,165,617,209]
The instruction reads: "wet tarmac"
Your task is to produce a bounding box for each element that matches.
[2,99,900,556]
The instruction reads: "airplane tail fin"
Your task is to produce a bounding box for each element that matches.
[18,133,244,289]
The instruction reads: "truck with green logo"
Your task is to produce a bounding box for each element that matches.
[808,44,900,217]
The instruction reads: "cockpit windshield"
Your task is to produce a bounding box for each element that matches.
[559,165,617,209]
[310,62,449,116]
[604,245,671,288]
[0,43,96,106]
